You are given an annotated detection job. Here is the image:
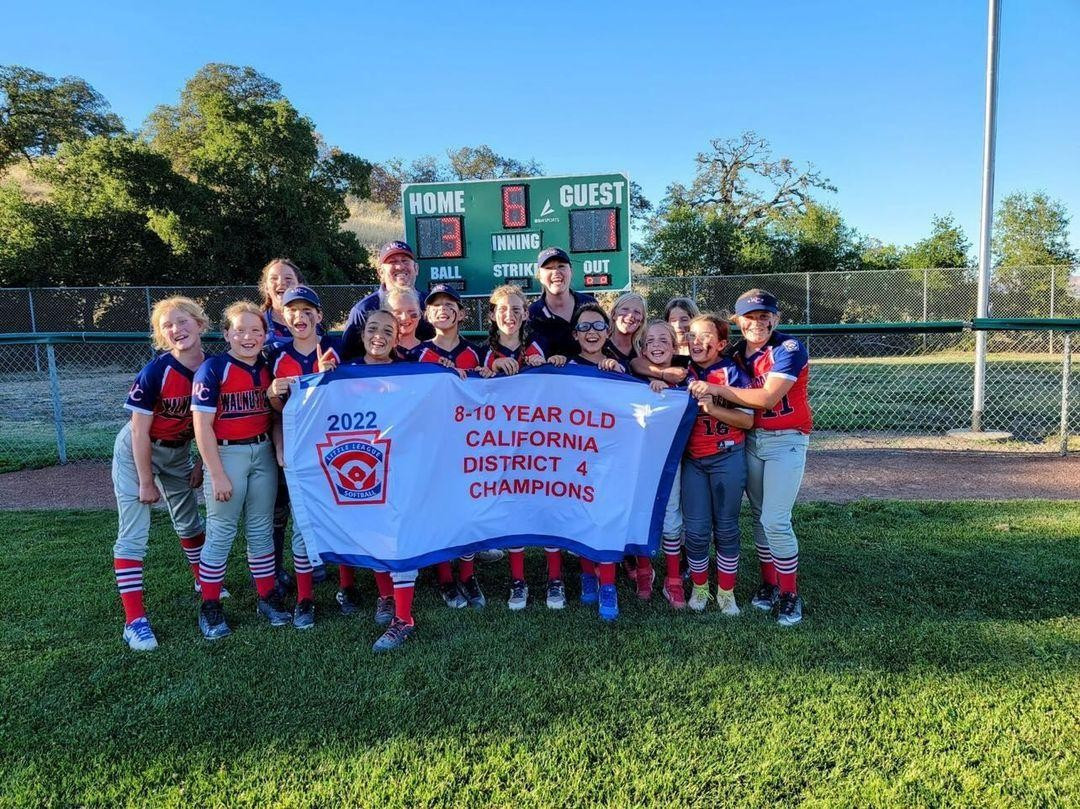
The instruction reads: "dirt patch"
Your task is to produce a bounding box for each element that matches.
[2,451,1077,511]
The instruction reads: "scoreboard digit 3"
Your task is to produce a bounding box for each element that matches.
[402,173,631,296]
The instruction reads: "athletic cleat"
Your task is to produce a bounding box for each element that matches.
[475,548,505,563]
[311,564,328,584]
[598,583,619,621]
[776,592,804,627]
[636,564,656,600]
[688,582,711,613]
[293,599,315,630]
[461,576,486,608]
[336,585,362,616]
[372,617,415,652]
[257,587,292,627]
[662,576,686,609]
[545,578,567,610]
[579,573,599,605]
[199,599,231,640]
[440,581,467,609]
[508,579,528,611]
[751,582,781,612]
[715,587,741,616]
[194,582,231,599]
[374,596,394,626]
[122,617,159,651]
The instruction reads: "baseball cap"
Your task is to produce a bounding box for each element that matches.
[427,283,462,305]
[282,285,322,309]
[379,240,415,263]
[537,247,571,268]
[734,290,780,316]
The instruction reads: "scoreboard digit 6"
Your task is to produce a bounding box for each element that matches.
[402,173,631,296]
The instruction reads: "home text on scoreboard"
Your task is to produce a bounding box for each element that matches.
[401,173,631,296]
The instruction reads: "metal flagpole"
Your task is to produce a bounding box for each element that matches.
[972,0,1001,431]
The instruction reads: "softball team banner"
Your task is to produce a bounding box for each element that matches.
[283,364,697,571]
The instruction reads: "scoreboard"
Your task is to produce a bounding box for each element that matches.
[401,173,631,296]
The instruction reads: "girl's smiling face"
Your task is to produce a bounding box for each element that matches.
[737,310,779,346]
[363,311,397,361]
[688,321,724,367]
[574,311,609,354]
[426,295,461,332]
[492,292,526,336]
[265,262,299,311]
[643,323,675,366]
[667,306,692,343]
[390,300,421,339]
[158,307,200,352]
[612,299,645,337]
[283,302,321,339]
[225,312,266,362]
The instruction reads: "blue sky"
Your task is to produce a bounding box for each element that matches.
[6,0,1079,255]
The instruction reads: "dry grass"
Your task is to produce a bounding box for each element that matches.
[0,163,52,201]
[344,198,403,251]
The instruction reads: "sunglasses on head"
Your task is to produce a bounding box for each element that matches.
[573,320,609,333]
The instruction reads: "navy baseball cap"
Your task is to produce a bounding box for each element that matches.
[282,285,322,309]
[379,241,415,263]
[537,247,571,268]
[734,290,780,316]
[427,283,462,305]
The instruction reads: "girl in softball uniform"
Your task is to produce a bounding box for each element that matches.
[481,284,567,610]
[265,285,342,629]
[112,297,210,651]
[604,291,646,368]
[192,301,284,640]
[681,313,754,615]
[708,289,812,627]
[416,284,485,610]
[385,287,425,362]
[665,297,700,363]
[566,303,624,620]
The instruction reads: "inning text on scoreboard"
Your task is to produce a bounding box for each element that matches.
[401,173,632,296]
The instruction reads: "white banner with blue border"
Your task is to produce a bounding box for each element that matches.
[283,363,696,571]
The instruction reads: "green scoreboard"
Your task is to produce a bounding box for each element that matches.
[401,173,631,296]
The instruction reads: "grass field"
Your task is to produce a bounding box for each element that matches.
[1,502,1077,807]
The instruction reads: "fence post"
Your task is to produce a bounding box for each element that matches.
[922,268,929,350]
[1049,266,1056,353]
[46,344,68,465]
[804,273,811,323]
[144,287,156,361]
[28,287,42,374]
[691,276,699,304]
[1061,333,1072,456]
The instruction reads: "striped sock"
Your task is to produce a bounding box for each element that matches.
[294,553,314,602]
[545,548,562,580]
[178,533,204,581]
[716,553,740,592]
[775,554,798,595]
[199,558,226,602]
[248,551,277,598]
[114,558,145,623]
[687,553,709,586]
[756,540,778,586]
[374,571,393,599]
[509,548,526,580]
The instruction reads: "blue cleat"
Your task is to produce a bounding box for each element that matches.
[598,584,619,621]
[580,573,599,605]
[293,599,315,630]
[199,600,231,640]
[256,587,291,627]
[372,617,415,652]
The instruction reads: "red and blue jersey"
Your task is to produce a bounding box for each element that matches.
[124,353,197,442]
[735,331,812,434]
[686,359,752,458]
[191,353,273,440]
[418,338,482,370]
[393,342,424,363]
[266,335,341,379]
[482,339,545,372]
[263,309,326,350]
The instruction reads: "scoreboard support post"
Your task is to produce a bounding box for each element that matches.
[402,173,632,297]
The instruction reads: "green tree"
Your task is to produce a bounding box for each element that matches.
[0,66,124,168]
[900,214,971,270]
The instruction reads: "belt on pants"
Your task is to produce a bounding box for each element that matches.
[152,438,188,448]
[217,433,270,447]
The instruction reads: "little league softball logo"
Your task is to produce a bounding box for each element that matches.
[316,431,391,506]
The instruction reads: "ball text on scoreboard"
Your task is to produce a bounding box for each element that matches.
[400,173,632,296]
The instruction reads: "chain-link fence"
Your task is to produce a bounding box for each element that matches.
[0,325,1075,472]
[1,265,1075,338]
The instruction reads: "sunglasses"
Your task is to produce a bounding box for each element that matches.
[573,321,609,333]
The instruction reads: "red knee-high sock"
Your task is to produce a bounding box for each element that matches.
[636,556,652,580]
[178,533,204,581]
[775,554,798,594]
[436,561,454,585]
[114,558,145,623]
[509,549,526,580]
[296,571,314,601]
[580,558,596,576]
[394,583,415,626]
[598,562,616,586]
[248,551,277,598]
[546,550,562,580]
[665,551,681,579]
[339,565,356,589]
[374,571,393,599]
[458,557,475,582]
[691,570,708,586]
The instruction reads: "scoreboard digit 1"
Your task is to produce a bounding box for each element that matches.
[401,173,631,296]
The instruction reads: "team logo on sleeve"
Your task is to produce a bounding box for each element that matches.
[782,339,799,352]
[316,431,391,505]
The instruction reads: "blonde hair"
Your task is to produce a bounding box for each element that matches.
[150,296,209,351]
[609,291,647,342]
[259,258,304,312]
[490,283,528,308]
[664,296,700,321]
[222,300,265,332]
[636,318,678,356]
[384,287,420,309]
